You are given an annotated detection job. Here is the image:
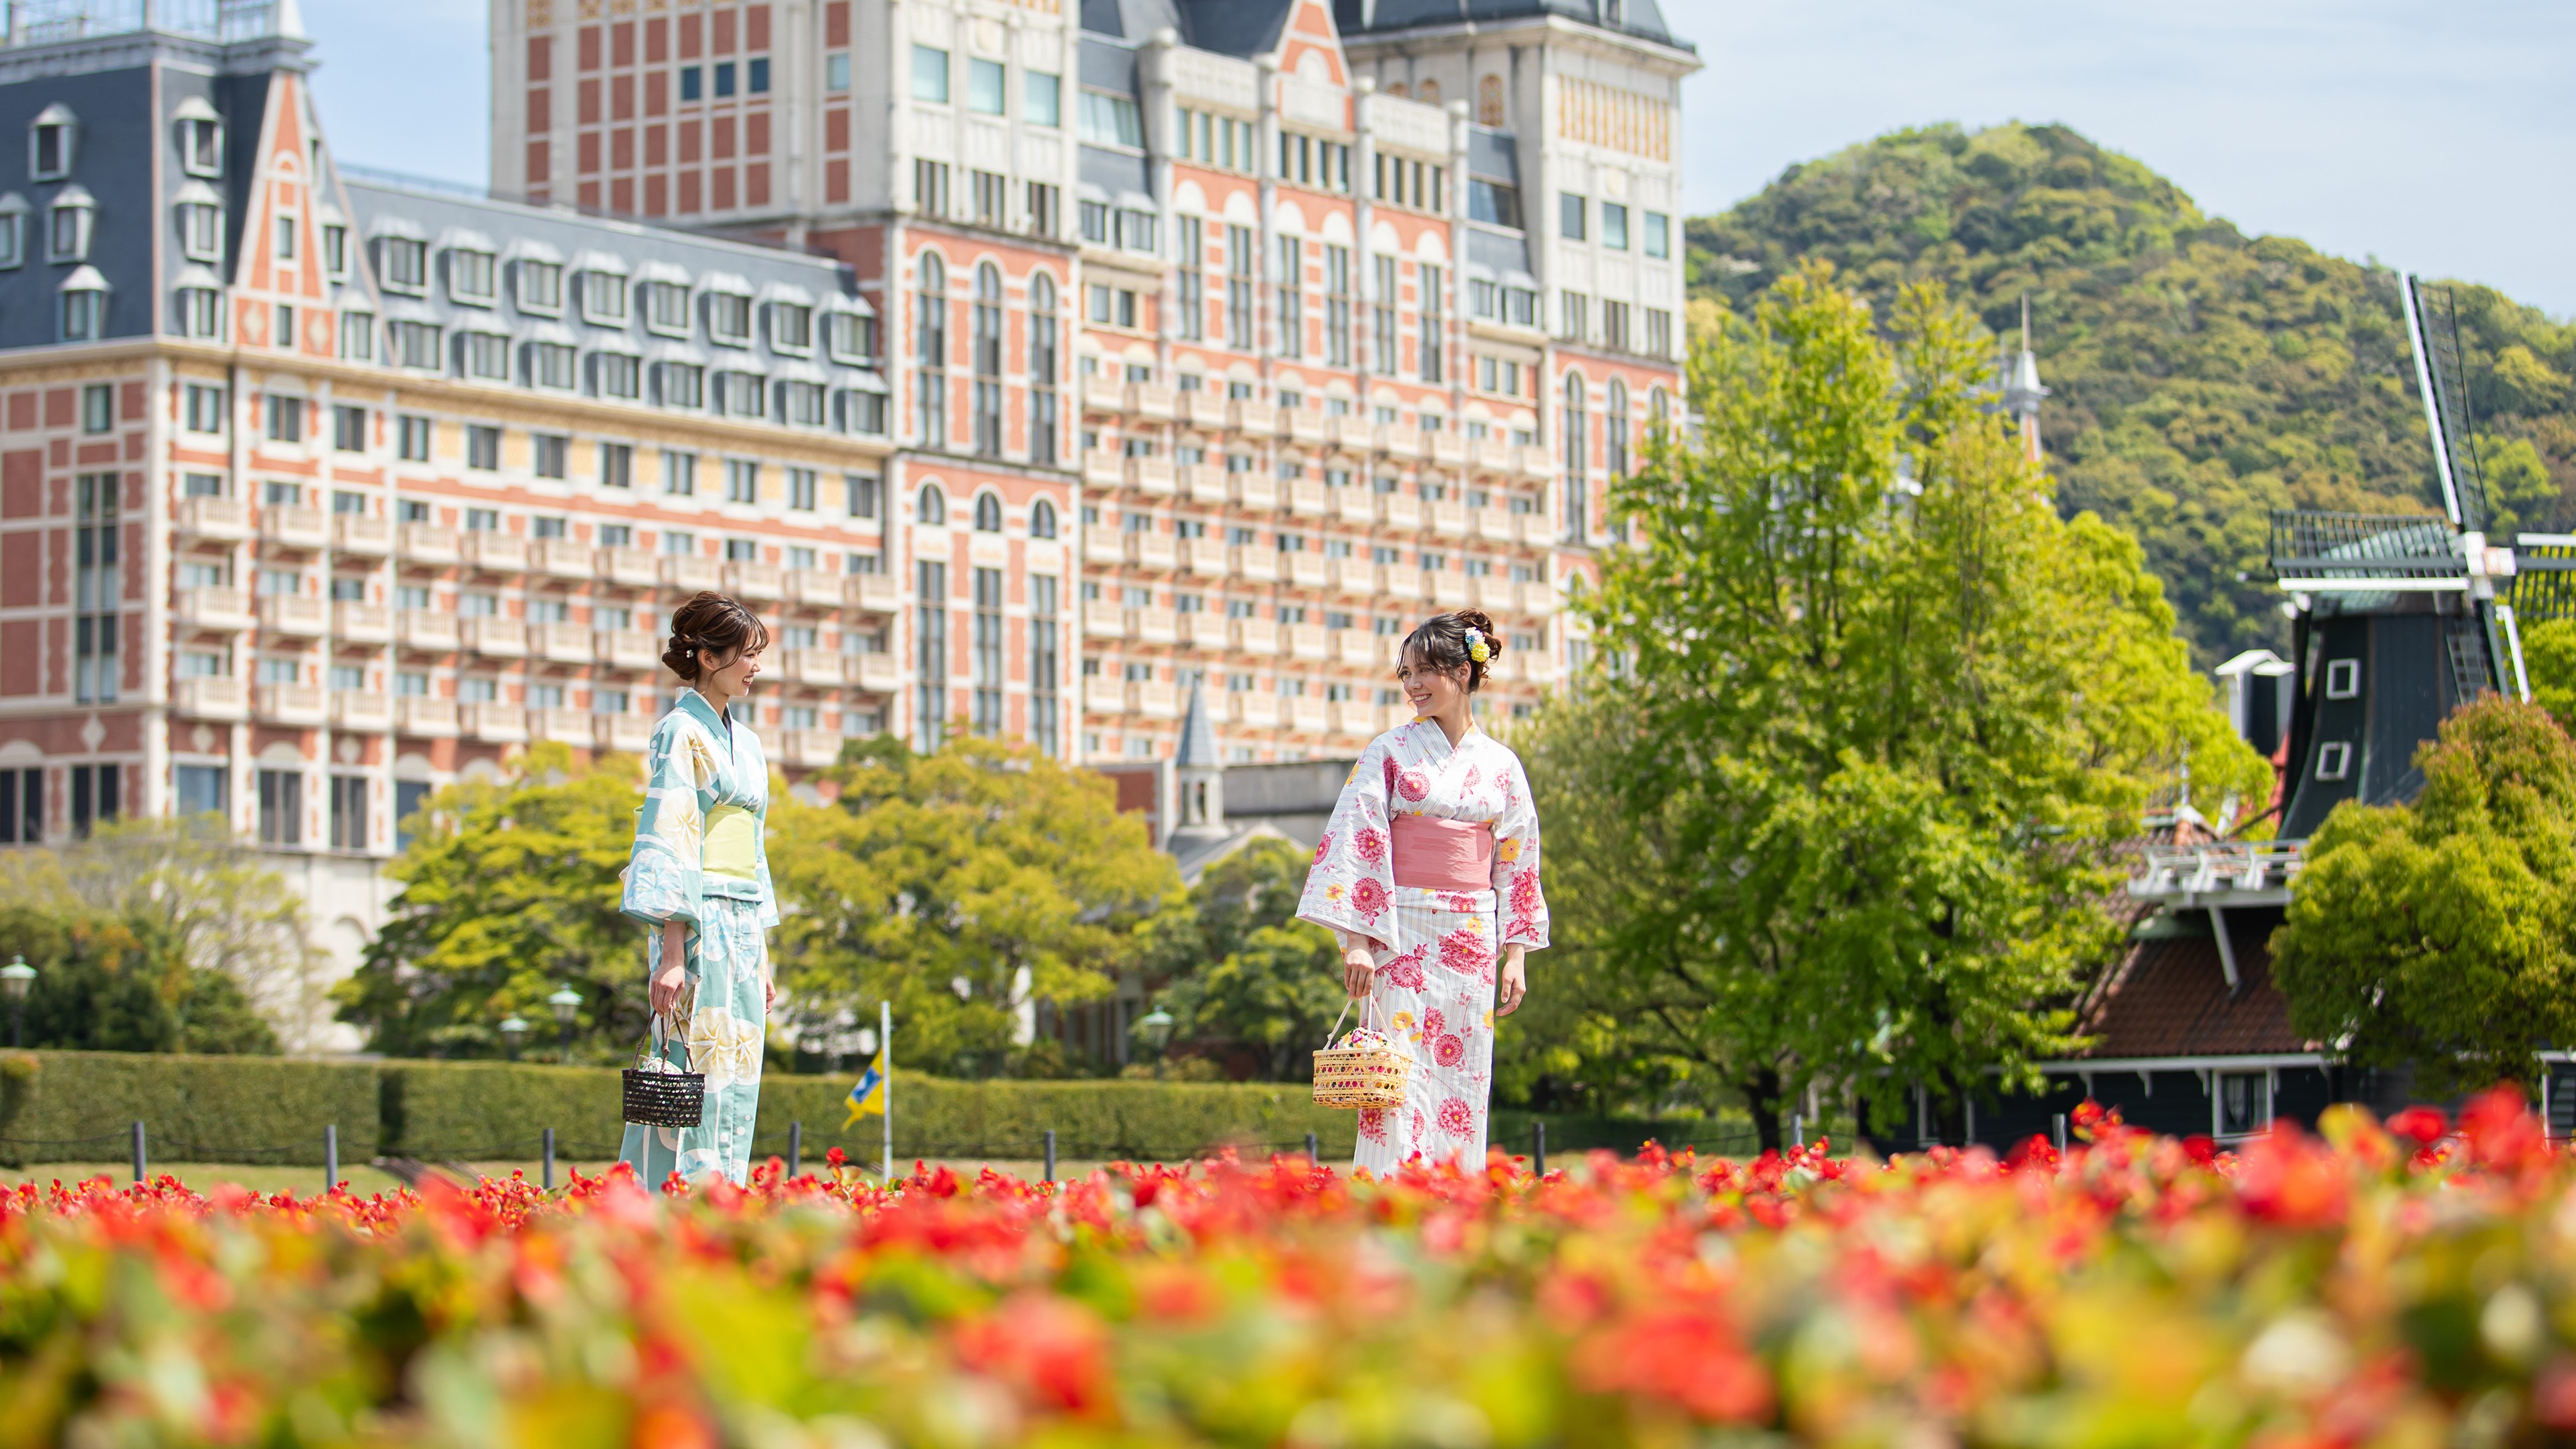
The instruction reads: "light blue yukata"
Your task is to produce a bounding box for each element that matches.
[618,687,778,1187]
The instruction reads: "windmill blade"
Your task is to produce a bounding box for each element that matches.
[2404,274,2491,534]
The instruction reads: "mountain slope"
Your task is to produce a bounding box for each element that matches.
[1686,122,2576,664]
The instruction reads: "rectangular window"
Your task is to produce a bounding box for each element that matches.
[788,467,817,510]
[660,363,705,409]
[1420,262,1445,385]
[968,57,1006,115]
[1644,210,1670,258]
[466,423,499,470]
[708,292,753,343]
[381,237,427,291]
[1078,91,1143,148]
[1027,181,1059,238]
[531,343,577,389]
[748,57,770,93]
[973,170,1006,228]
[1645,308,1672,357]
[533,433,568,479]
[827,53,850,93]
[1026,71,1061,126]
[600,441,633,489]
[912,45,949,103]
[337,309,371,359]
[847,473,881,520]
[390,320,440,369]
[67,765,118,839]
[726,459,759,503]
[449,248,495,300]
[174,765,226,823]
[329,775,367,852]
[184,383,226,434]
[1325,245,1351,367]
[1227,224,1254,349]
[644,280,688,332]
[1601,202,1629,250]
[1176,216,1204,341]
[680,65,702,102]
[463,331,509,379]
[915,560,948,752]
[914,160,950,217]
[714,61,736,97]
[664,449,697,496]
[1278,236,1303,359]
[73,473,118,704]
[972,566,1004,737]
[1603,299,1631,352]
[598,352,642,399]
[397,413,432,461]
[520,260,564,311]
[583,270,630,324]
[257,769,302,847]
[1372,254,1397,373]
[1029,574,1059,756]
[1561,290,1588,343]
[1560,192,1586,240]
[264,394,302,443]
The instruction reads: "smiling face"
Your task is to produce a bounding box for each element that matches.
[697,643,763,705]
[1397,640,1472,720]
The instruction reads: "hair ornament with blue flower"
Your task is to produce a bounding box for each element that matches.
[1464,626,1491,664]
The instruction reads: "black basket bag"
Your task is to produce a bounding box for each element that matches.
[622,1011,706,1129]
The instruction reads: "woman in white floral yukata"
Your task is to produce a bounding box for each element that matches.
[1297,608,1548,1173]
[618,592,779,1187]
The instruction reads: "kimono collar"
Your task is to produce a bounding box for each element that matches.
[674,687,734,737]
[1416,716,1482,761]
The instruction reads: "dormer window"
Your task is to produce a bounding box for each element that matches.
[49,186,93,262]
[322,224,347,277]
[581,269,629,325]
[519,260,564,313]
[30,105,75,181]
[770,302,813,353]
[378,236,427,293]
[0,194,27,270]
[176,184,223,262]
[59,266,105,341]
[174,97,223,178]
[643,278,690,336]
[449,249,497,304]
[707,290,752,346]
[824,308,873,364]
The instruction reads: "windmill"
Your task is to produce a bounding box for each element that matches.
[2267,275,2567,838]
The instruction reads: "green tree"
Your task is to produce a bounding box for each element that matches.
[1141,837,1346,1081]
[1690,122,2576,665]
[0,818,300,1054]
[337,744,647,1059]
[2271,697,2576,1094]
[768,735,1177,1078]
[1572,264,2269,1149]
[2523,617,2576,732]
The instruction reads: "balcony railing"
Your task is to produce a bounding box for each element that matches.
[780,730,845,769]
[257,595,326,636]
[1128,457,1176,496]
[395,696,459,737]
[172,676,246,721]
[1232,400,1279,439]
[176,497,250,541]
[461,532,527,574]
[843,572,901,613]
[595,712,654,753]
[259,505,327,550]
[597,630,661,670]
[1126,532,1177,571]
[254,682,325,727]
[396,611,459,650]
[331,691,391,730]
[174,586,249,630]
[532,622,594,664]
[849,652,902,692]
[1233,473,1280,511]
[777,652,845,687]
[532,707,594,745]
[727,562,783,600]
[602,546,660,588]
[331,514,392,556]
[786,569,845,608]
[397,524,459,565]
[2129,841,2307,903]
[460,702,528,743]
[460,617,527,658]
[662,556,724,592]
[332,602,389,644]
[529,539,594,580]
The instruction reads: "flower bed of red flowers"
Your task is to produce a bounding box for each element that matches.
[3,1090,2573,1446]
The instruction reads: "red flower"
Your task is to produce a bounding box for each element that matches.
[1351,877,1389,923]
[1437,1098,1476,1137]
[1396,769,1430,802]
[1383,755,1400,795]
[2233,1122,2347,1228]
[1571,1307,1773,1422]
[1510,870,1541,916]
[1357,1108,1390,1145]
[1311,832,1333,865]
[1354,827,1387,864]
[2387,1106,2448,1147]
[1434,1034,1466,1070]
[1381,950,1427,990]
[1409,1109,1427,1144]
[1439,930,1490,976]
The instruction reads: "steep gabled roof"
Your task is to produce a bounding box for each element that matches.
[1330,0,1691,50]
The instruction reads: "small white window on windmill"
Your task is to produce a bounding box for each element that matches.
[2315,741,2353,781]
[2324,658,2360,699]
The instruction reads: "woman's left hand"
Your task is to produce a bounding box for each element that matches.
[765,977,777,1010]
[1496,947,1528,1018]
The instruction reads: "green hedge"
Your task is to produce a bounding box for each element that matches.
[0,1051,1717,1168]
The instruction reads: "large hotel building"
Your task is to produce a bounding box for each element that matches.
[0,0,1692,1003]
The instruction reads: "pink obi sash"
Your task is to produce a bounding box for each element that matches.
[1390,815,1496,892]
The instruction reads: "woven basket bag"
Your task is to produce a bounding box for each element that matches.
[622,1012,706,1129]
[1312,996,1412,1110]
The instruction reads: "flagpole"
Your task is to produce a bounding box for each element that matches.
[880,998,893,1183]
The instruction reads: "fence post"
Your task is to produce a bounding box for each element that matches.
[130,1120,145,1186]
[788,1120,802,1178]
[1042,1128,1056,1183]
[542,1127,556,1193]
[1793,1112,1805,1147]
[2053,1114,2068,1154]
[323,1124,338,1195]
[1532,1121,1546,1178]
[1304,1131,1319,1167]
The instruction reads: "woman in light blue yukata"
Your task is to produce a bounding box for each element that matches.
[618,591,778,1187]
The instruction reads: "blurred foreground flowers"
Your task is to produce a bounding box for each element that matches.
[5,1093,2576,1447]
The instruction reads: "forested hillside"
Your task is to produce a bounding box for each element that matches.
[1687,122,2576,664]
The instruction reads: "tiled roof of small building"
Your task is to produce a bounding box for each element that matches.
[2077,909,2316,1059]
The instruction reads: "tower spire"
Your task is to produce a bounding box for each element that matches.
[2001,292,2049,465]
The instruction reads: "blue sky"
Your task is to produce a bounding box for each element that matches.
[300,0,2576,316]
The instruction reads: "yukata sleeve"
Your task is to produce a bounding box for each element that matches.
[622,718,707,929]
[752,771,781,932]
[1296,737,1402,952]
[1493,753,1550,951]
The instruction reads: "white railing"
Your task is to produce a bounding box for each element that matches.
[2129,841,2307,898]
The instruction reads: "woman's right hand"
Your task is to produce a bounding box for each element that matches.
[1342,946,1375,1000]
[651,923,690,1016]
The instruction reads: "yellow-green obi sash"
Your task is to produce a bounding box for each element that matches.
[703,804,761,885]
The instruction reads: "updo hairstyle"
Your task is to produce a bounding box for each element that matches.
[662,592,772,682]
[1400,609,1502,694]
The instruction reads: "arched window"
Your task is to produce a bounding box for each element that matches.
[973,491,1003,532]
[1562,371,1588,542]
[1647,385,1670,431]
[915,252,946,445]
[1030,497,1058,539]
[1028,272,1059,463]
[917,484,946,525]
[1477,75,1504,127]
[972,262,1003,456]
[1606,377,1630,477]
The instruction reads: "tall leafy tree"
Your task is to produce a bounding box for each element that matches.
[337,744,644,1058]
[1567,263,2268,1149]
[1141,837,1345,1081]
[768,735,1176,1077]
[2272,698,2576,1094]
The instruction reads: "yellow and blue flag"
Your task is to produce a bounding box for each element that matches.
[843,1048,887,1127]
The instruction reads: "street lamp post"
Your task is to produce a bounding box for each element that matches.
[546,986,582,1062]
[499,1016,529,1062]
[1136,1007,1175,1079]
[0,956,34,1050]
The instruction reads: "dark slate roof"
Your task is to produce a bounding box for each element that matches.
[1080,0,1299,57]
[2078,909,2314,1059]
[1331,0,1691,49]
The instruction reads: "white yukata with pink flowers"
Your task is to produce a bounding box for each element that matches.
[1297,719,1548,1173]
